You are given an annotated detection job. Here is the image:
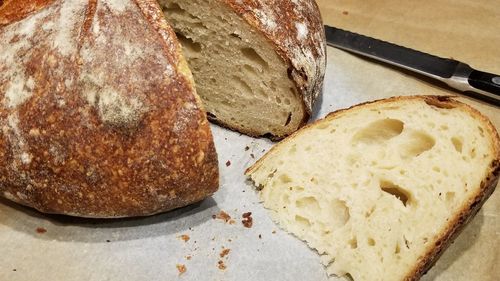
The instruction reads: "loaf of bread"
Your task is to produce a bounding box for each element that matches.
[0,0,218,217]
[161,0,327,139]
[246,96,500,281]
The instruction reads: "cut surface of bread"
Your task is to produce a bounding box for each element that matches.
[246,96,500,281]
[160,0,326,139]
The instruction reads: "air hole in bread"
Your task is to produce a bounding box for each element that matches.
[279,174,292,184]
[348,237,358,249]
[296,196,320,214]
[345,273,354,281]
[445,192,455,202]
[241,47,268,71]
[470,148,477,159]
[285,113,292,126]
[175,32,202,53]
[295,215,311,229]
[395,243,401,254]
[243,64,257,75]
[230,32,242,40]
[352,119,404,145]
[399,131,435,158]
[329,200,350,228]
[478,126,485,137]
[451,137,463,153]
[367,238,376,246]
[380,180,411,207]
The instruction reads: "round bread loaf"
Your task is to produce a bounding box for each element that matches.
[0,0,218,217]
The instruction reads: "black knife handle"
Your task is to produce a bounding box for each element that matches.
[468,70,500,96]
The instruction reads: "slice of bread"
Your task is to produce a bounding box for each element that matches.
[159,0,326,139]
[246,96,500,281]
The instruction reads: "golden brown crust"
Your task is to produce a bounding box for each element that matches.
[0,0,218,218]
[0,0,55,26]
[246,95,500,280]
[222,0,327,132]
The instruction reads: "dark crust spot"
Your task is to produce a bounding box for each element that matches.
[424,96,457,109]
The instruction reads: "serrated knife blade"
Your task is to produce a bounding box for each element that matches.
[325,26,500,106]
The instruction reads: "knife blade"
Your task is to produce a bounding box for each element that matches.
[325,26,500,106]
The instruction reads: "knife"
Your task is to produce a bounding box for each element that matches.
[325,26,500,106]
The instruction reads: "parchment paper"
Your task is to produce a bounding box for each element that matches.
[0,1,498,280]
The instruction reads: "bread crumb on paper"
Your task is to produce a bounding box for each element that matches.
[213,210,235,224]
[225,160,231,167]
[36,227,47,234]
[217,260,227,270]
[242,212,253,228]
[219,248,231,258]
[178,234,190,242]
[176,264,186,275]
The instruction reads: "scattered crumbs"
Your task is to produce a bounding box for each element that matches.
[228,239,232,242]
[228,219,236,225]
[245,146,250,151]
[214,210,232,223]
[211,237,215,241]
[220,248,231,258]
[224,137,228,141]
[186,255,192,260]
[242,212,253,228]
[217,260,227,270]
[106,240,111,243]
[225,160,231,167]
[250,153,255,159]
[258,234,262,239]
[272,230,276,234]
[261,149,265,152]
[176,264,187,275]
[179,234,190,242]
[342,10,349,15]
[189,227,193,231]
[36,227,47,234]
[13,269,16,272]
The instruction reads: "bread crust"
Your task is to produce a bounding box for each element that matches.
[246,95,500,279]
[221,0,327,138]
[0,0,218,218]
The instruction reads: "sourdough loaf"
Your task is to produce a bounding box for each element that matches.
[161,0,327,139]
[246,96,500,281]
[0,0,218,217]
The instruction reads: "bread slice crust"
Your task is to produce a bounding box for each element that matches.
[246,95,500,280]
